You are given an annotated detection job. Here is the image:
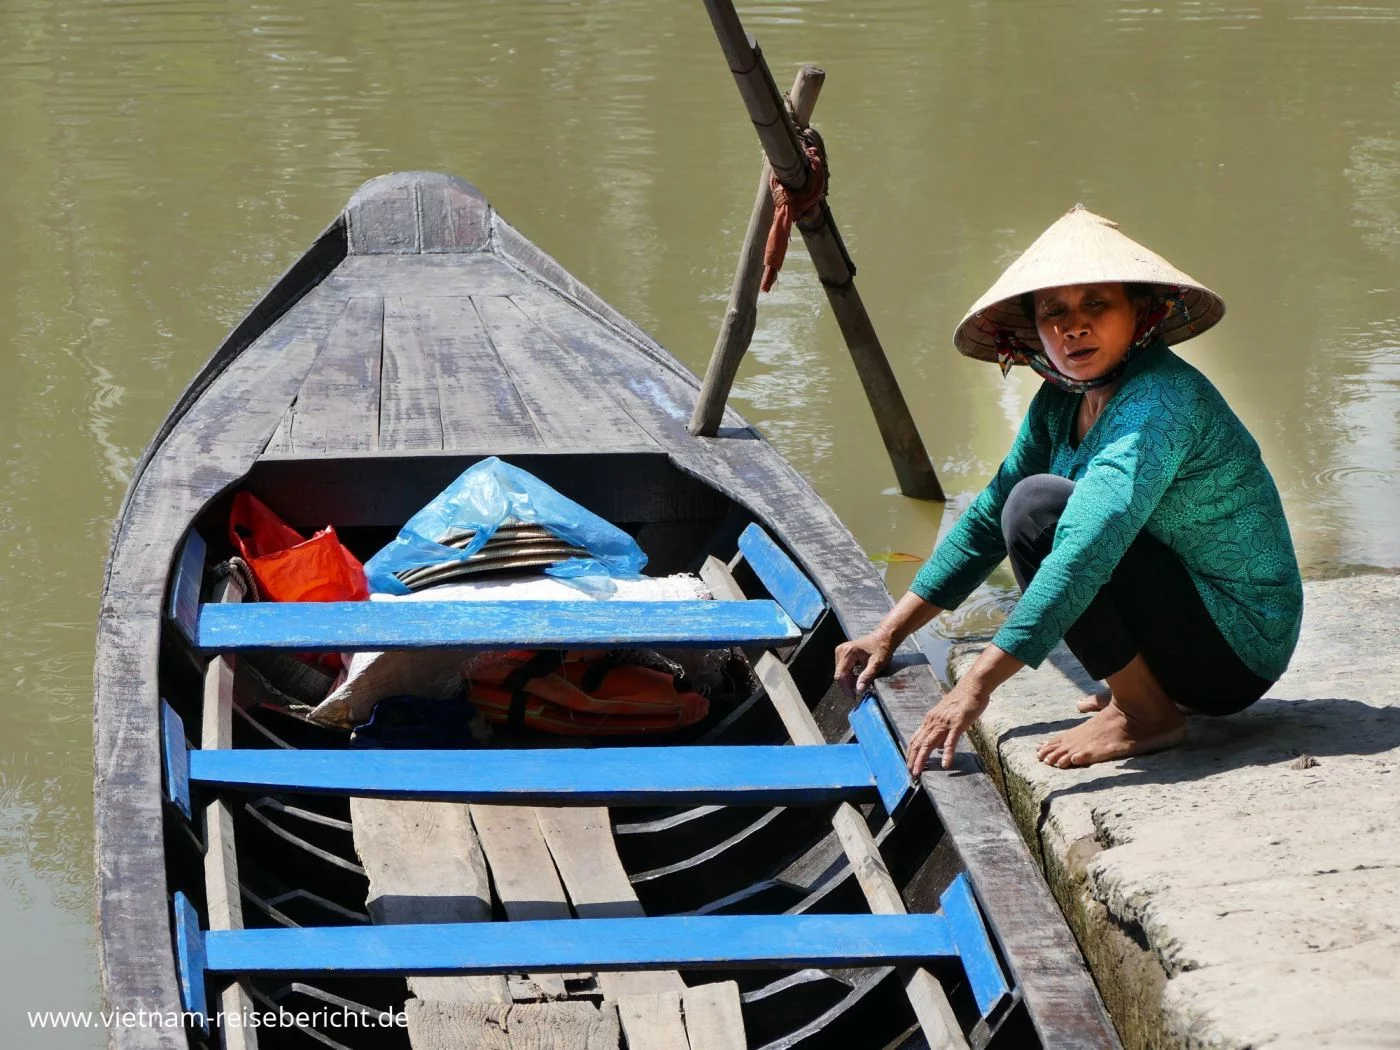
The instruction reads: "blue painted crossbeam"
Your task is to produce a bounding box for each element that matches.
[174,873,1010,1025]
[162,697,913,818]
[189,598,801,653]
[167,527,816,653]
[190,743,875,807]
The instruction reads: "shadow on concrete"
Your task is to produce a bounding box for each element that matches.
[999,696,1400,802]
[999,716,1085,742]
[1045,646,1102,693]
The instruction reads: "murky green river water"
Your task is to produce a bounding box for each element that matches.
[3,0,1398,1042]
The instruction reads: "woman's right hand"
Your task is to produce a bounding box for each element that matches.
[834,630,894,697]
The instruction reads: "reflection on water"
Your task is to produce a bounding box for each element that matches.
[1348,135,1400,258]
[2,0,1399,1037]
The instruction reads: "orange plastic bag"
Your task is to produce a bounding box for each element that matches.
[229,492,369,603]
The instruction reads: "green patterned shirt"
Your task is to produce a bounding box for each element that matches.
[911,341,1303,681]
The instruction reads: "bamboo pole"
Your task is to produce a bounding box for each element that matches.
[690,65,826,438]
[700,0,945,501]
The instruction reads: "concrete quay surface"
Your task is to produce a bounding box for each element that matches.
[948,573,1400,1050]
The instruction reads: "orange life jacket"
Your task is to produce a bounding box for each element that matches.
[469,649,709,736]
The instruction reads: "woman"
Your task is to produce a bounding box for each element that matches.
[834,205,1303,773]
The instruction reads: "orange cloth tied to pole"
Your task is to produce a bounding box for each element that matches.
[761,138,827,292]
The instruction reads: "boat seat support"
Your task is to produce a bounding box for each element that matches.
[735,523,825,630]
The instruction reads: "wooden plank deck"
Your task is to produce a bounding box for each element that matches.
[617,993,689,1050]
[535,808,745,1046]
[535,807,715,1050]
[681,983,746,1050]
[474,295,652,448]
[379,295,445,450]
[324,253,529,297]
[289,297,383,453]
[349,798,746,1049]
[418,296,541,448]
[350,798,509,1004]
[533,807,685,999]
[468,805,572,1000]
[263,280,659,456]
[404,1000,621,1050]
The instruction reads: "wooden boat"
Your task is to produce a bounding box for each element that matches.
[94,172,1119,1050]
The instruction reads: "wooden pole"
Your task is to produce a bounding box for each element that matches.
[690,65,826,438]
[700,0,945,501]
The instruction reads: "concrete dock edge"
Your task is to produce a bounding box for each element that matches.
[950,574,1400,1050]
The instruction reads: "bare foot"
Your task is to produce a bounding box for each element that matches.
[1036,699,1186,768]
[1078,688,1112,713]
[1080,688,1184,714]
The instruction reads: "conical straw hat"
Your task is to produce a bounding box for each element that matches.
[953,205,1225,363]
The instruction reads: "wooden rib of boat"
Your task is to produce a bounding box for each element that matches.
[94,172,1121,1050]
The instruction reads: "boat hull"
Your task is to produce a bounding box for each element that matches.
[95,172,1119,1049]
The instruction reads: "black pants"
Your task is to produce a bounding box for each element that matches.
[1001,474,1271,715]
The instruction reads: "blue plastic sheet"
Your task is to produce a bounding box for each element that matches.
[364,457,648,595]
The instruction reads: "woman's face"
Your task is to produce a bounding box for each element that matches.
[1031,283,1144,382]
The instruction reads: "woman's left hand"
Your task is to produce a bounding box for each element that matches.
[906,678,993,775]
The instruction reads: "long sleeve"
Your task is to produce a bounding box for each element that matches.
[990,380,1200,667]
[910,386,1053,610]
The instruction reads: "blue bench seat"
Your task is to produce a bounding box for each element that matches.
[162,696,914,820]
[191,597,800,653]
[168,526,813,653]
[173,875,1010,1026]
